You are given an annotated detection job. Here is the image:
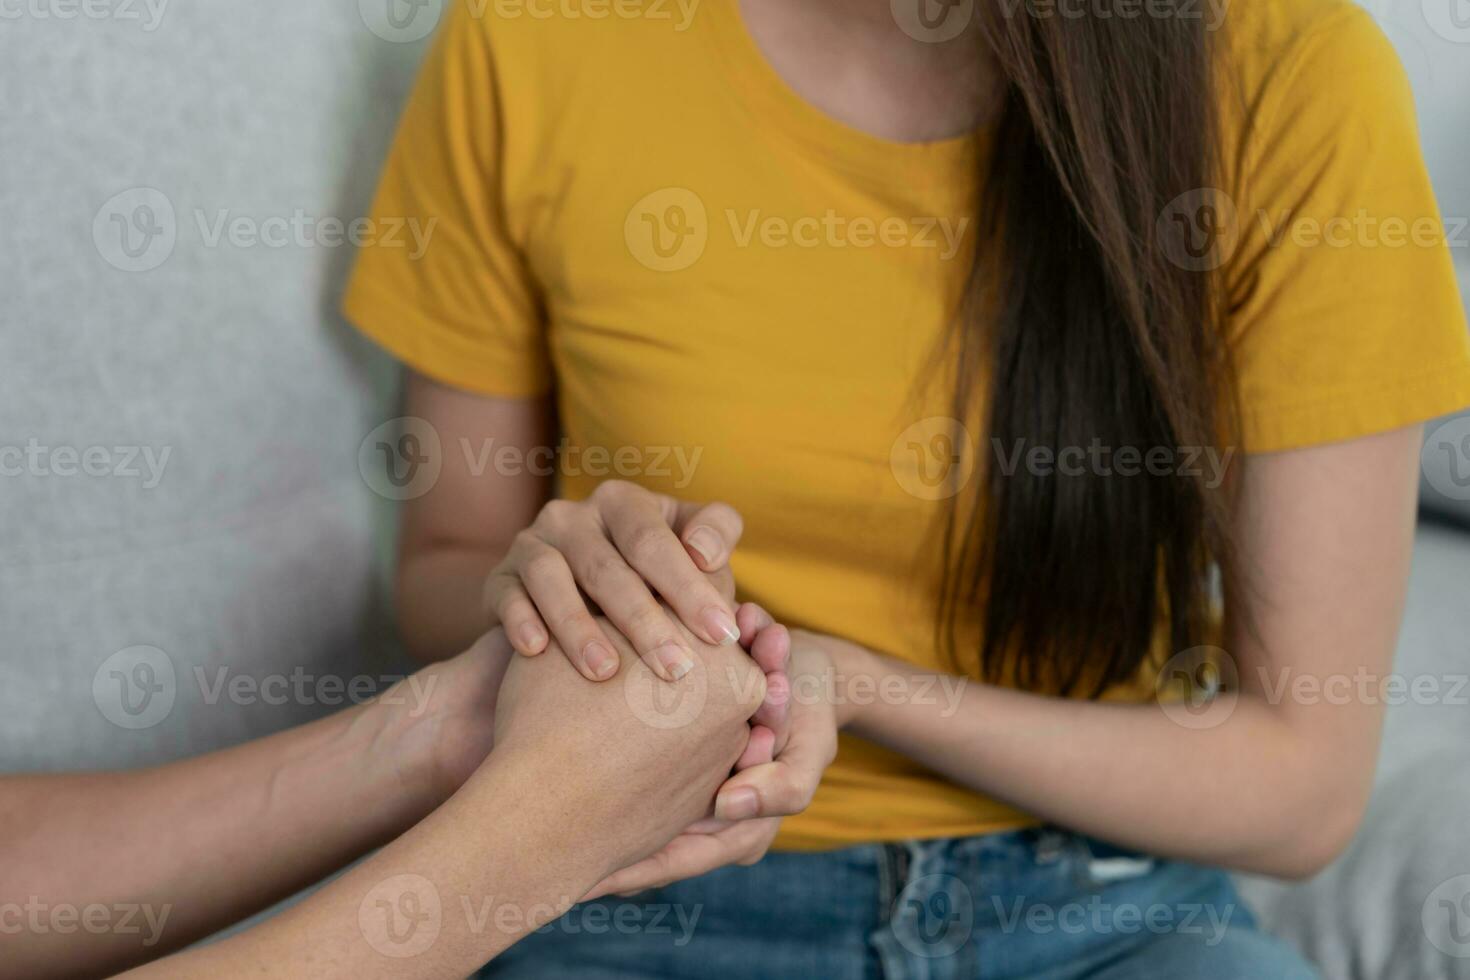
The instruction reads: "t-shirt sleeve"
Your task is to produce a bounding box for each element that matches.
[1224,7,1470,453]
[341,1,550,397]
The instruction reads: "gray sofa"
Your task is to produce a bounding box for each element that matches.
[3,3,1468,978]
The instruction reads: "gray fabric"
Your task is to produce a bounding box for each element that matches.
[0,2,427,768]
[1416,262,1470,528]
[1422,411,1470,529]
[1238,758,1470,980]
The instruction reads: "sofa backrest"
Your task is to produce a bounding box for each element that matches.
[0,2,430,770]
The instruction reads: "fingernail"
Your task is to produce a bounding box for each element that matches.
[583,642,619,680]
[703,606,740,646]
[520,623,546,651]
[686,527,722,568]
[654,643,695,680]
[715,788,760,822]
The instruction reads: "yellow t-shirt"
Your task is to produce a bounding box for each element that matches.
[344,0,1470,849]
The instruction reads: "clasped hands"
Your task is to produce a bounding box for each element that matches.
[427,481,841,898]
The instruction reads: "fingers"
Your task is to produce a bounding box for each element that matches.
[752,672,790,753]
[558,521,699,681]
[706,566,737,605]
[735,724,776,771]
[713,762,806,822]
[672,500,744,572]
[598,484,740,651]
[605,719,776,858]
[746,615,791,676]
[735,602,774,649]
[483,573,549,656]
[507,531,622,681]
[714,703,837,822]
[737,605,792,750]
[588,820,778,898]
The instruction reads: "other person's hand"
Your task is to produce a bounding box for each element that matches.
[584,607,838,897]
[490,617,769,878]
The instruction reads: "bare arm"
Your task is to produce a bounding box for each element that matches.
[801,426,1421,878]
[125,626,767,979]
[394,372,555,662]
[0,642,508,980]
[395,371,747,678]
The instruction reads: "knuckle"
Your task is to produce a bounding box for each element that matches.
[666,568,717,606]
[776,776,810,814]
[496,593,528,621]
[626,605,675,644]
[509,529,543,560]
[508,599,542,627]
[482,571,511,602]
[593,479,635,504]
[820,744,838,770]
[580,552,630,594]
[550,607,591,633]
[623,524,668,565]
[538,498,580,530]
[522,550,565,584]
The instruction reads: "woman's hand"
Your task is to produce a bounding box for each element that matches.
[483,480,745,682]
[583,607,838,897]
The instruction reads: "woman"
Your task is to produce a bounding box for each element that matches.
[343,0,1470,975]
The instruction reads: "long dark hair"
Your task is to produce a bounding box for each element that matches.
[938,9,1239,697]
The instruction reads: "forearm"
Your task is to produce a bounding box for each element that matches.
[128,745,602,980]
[0,700,441,979]
[839,649,1375,878]
[396,546,505,663]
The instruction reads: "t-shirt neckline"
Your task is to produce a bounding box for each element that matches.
[700,0,989,186]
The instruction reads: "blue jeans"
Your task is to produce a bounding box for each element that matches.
[482,827,1316,979]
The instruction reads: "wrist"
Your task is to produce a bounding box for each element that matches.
[837,638,884,728]
[351,687,449,815]
[463,738,622,890]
